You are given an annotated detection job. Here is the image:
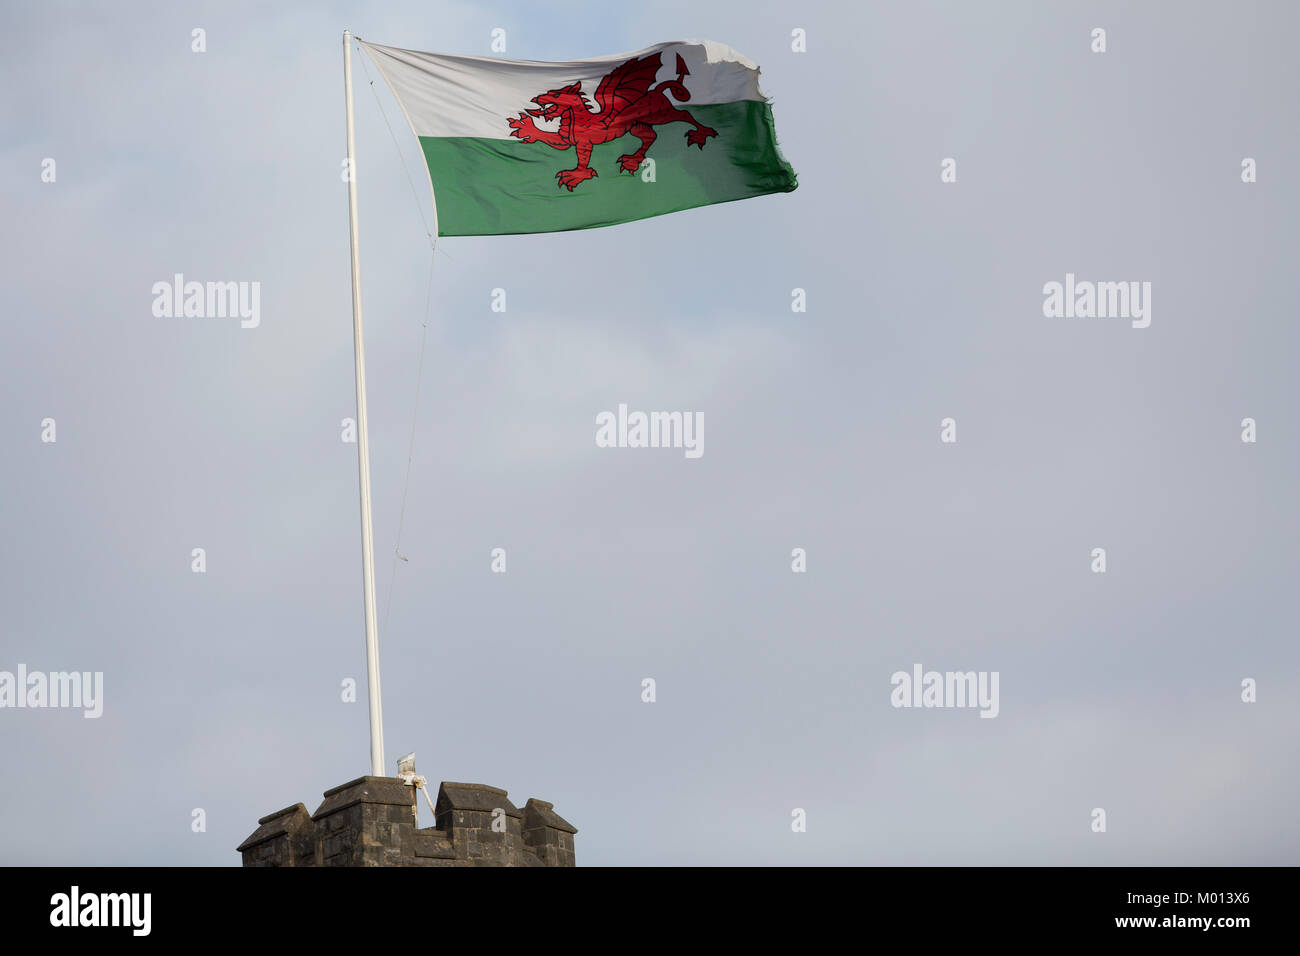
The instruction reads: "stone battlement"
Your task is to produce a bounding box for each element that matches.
[237,776,576,867]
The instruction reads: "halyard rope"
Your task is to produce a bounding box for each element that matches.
[353,38,438,650]
[356,39,436,250]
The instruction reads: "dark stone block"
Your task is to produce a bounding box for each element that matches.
[237,803,315,867]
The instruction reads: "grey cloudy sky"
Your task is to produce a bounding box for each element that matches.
[3,0,1298,865]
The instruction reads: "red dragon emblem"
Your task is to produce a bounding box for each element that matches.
[507,52,719,191]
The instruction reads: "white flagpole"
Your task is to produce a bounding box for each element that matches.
[343,30,385,778]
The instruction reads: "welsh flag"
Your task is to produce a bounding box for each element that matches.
[358,39,798,236]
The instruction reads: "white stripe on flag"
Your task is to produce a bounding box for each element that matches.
[358,38,768,140]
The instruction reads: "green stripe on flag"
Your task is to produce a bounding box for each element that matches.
[420,101,796,237]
